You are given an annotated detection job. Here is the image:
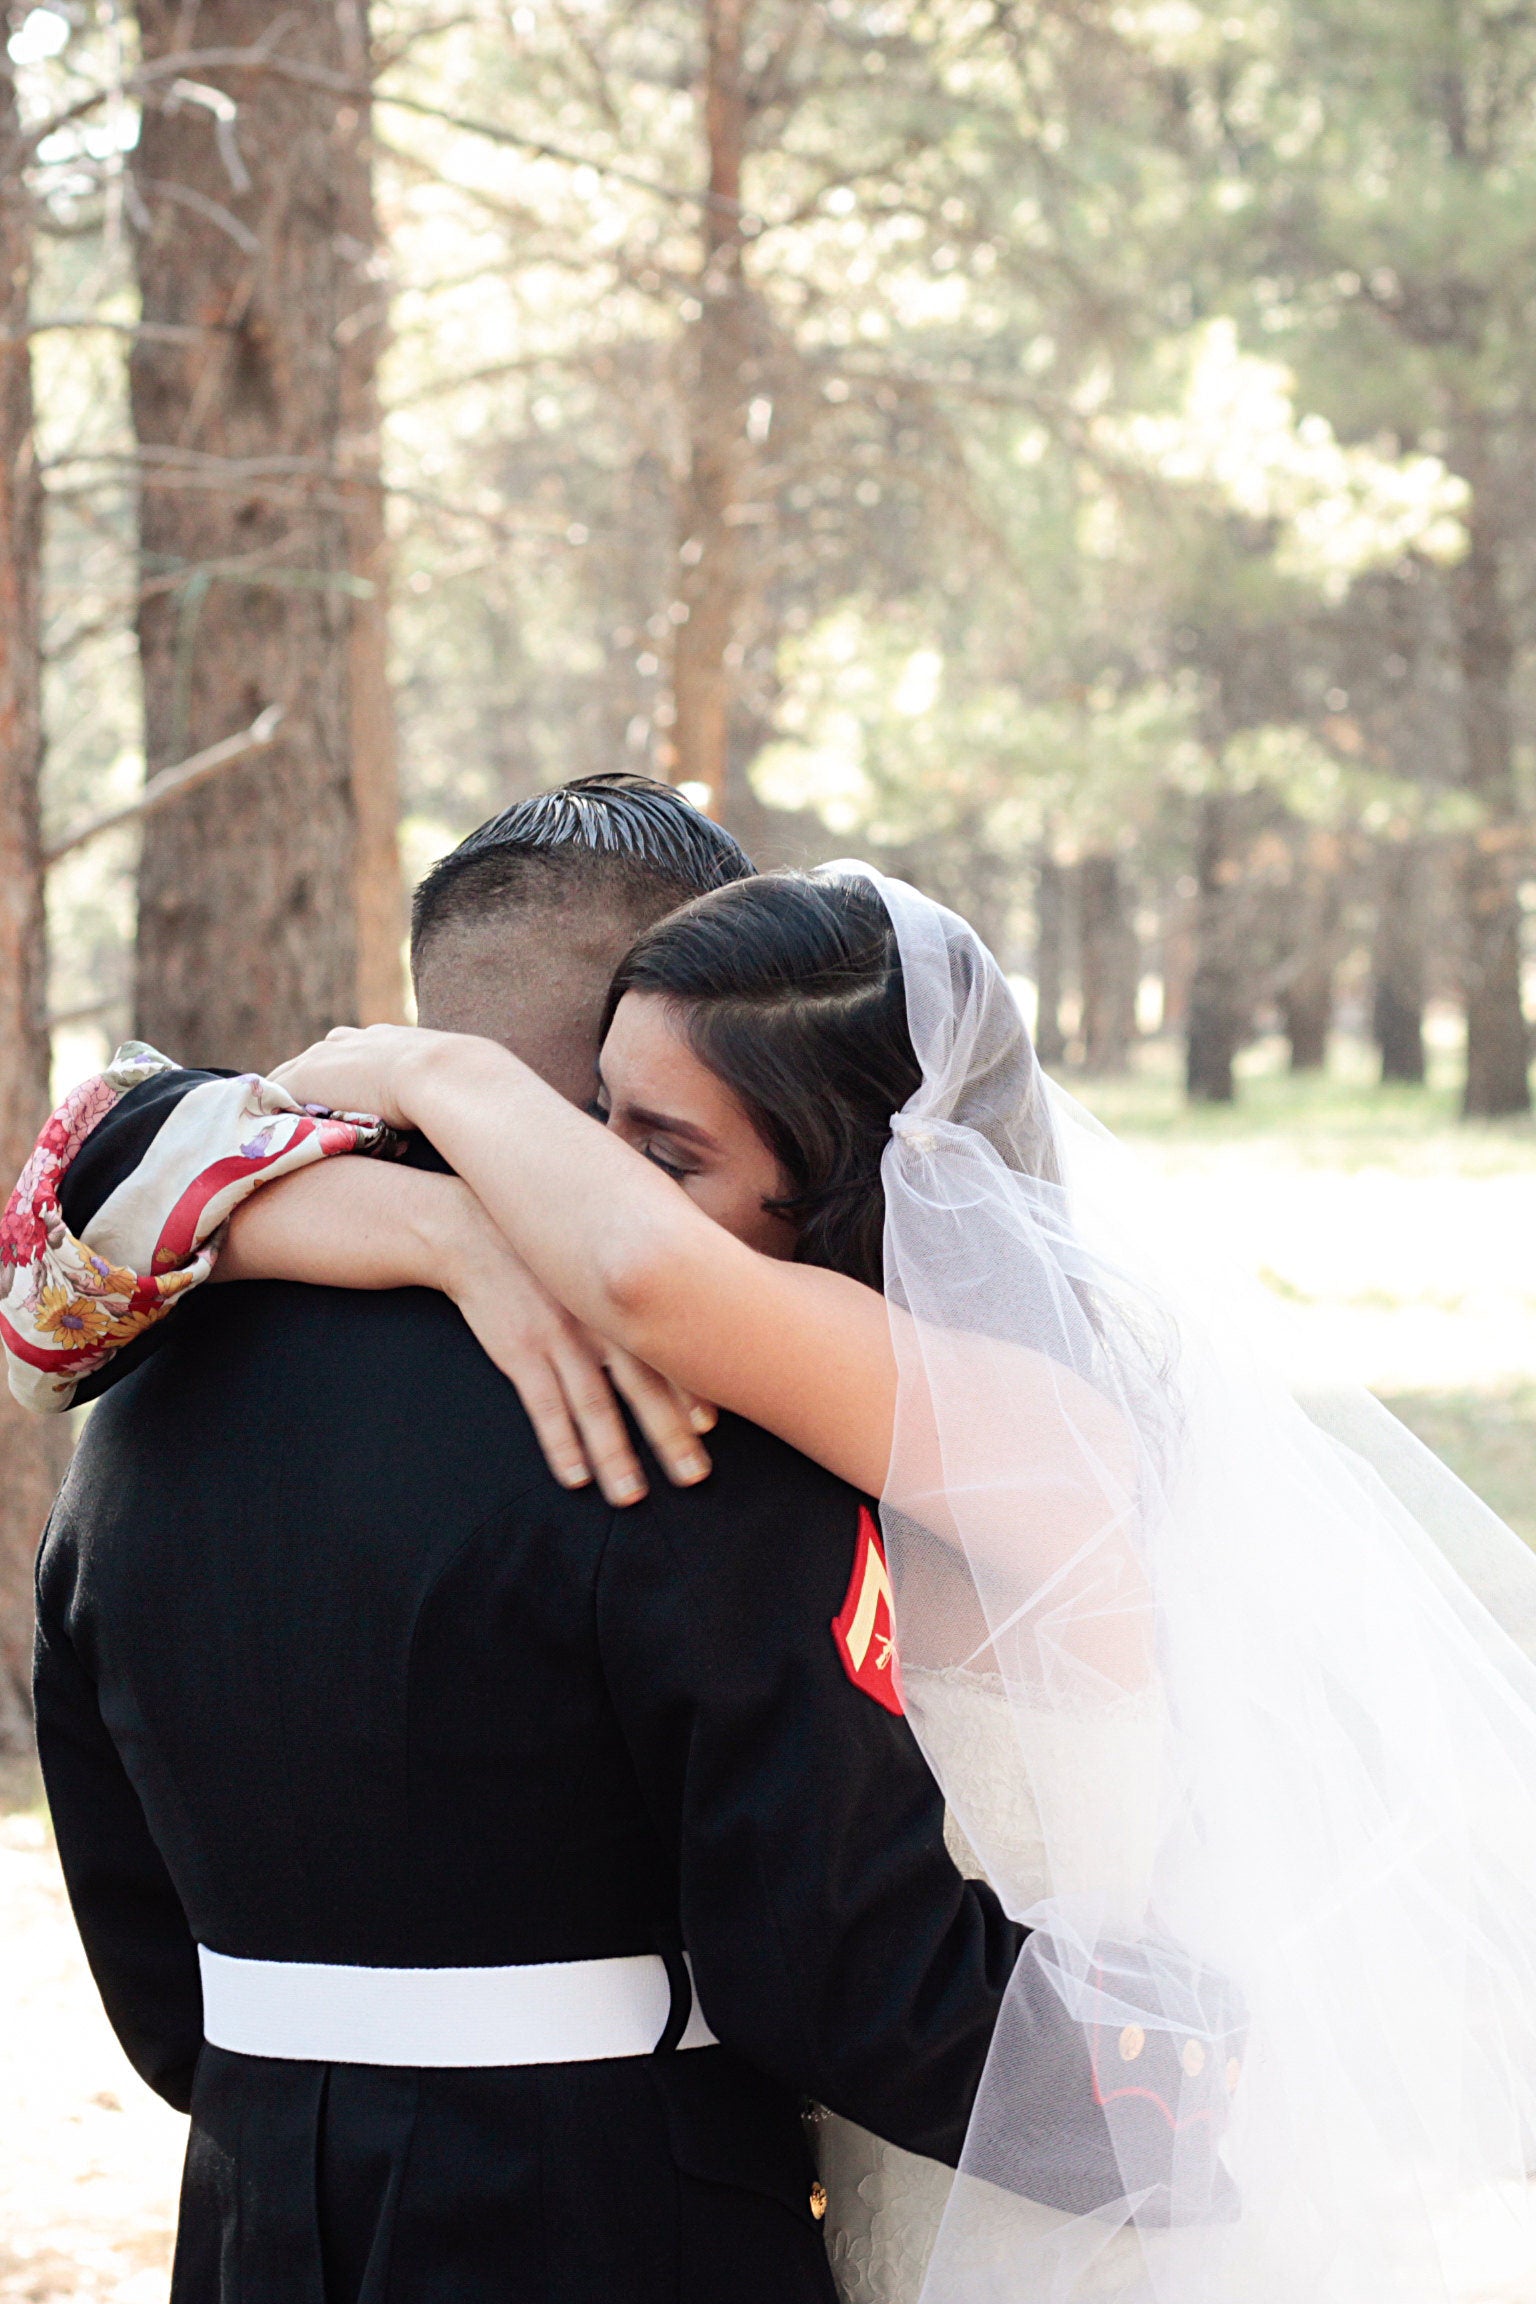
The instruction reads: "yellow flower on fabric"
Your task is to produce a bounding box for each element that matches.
[35,1284,118,1350]
[83,1247,136,1295]
[103,1307,157,1346]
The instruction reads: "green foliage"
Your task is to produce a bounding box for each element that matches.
[20,0,1536,1097]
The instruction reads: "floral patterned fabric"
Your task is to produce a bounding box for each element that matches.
[1,1042,399,1414]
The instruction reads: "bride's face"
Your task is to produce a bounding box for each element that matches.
[597,991,798,1259]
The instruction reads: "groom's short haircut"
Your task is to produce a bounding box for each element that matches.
[408,774,755,1101]
[410,774,754,966]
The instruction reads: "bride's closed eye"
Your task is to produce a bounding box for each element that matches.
[639,1142,693,1183]
[594,1002,792,1252]
[591,1086,698,1185]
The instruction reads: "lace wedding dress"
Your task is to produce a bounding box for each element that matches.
[812,1669,1161,2304]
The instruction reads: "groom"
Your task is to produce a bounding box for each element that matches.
[32,777,1026,2303]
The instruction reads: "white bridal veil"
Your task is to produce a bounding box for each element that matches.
[837,862,1536,2303]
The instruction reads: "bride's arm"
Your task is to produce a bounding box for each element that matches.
[271,1025,899,1495]
[0,1050,397,1414]
[0,1046,713,1503]
[215,1157,717,1508]
[271,1029,1147,1667]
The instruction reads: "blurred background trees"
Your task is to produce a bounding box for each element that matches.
[5,0,1536,1724]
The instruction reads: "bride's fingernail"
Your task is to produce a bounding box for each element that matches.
[613,1473,646,1503]
[690,1405,716,1433]
[562,1466,592,1488]
[676,1452,709,1483]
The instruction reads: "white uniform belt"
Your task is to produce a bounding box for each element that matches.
[198,1947,718,2069]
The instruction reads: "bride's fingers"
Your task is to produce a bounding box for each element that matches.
[603,1347,713,1490]
[500,1359,597,1495]
[554,1348,654,1507]
[270,1047,332,1092]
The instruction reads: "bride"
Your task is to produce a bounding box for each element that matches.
[12,861,1536,2302]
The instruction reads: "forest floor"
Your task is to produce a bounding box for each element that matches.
[1076,1031,1536,1542]
[7,1028,1536,2297]
[0,1757,182,2301]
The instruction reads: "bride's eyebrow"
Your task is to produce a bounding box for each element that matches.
[624,1103,720,1154]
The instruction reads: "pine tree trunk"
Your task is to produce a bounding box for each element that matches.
[1453,471,1528,1118]
[1186,794,1246,1104]
[672,0,751,819]
[1279,839,1341,1074]
[1158,880,1195,1037]
[1373,839,1427,1085]
[130,0,402,1072]
[1281,977,1331,1073]
[1079,852,1136,1074]
[338,106,404,1033]
[0,35,69,1749]
[1033,849,1066,1065]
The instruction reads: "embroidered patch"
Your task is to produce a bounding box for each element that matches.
[831,1507,903,1714]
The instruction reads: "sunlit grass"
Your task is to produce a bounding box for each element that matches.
[1378,1383,1536,1547]
[1064,1031,1536,1542]
[1069,1031,1536,1174]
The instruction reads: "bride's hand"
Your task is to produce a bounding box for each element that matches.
[270,1023,459,1129]
[432,1178,716,1507]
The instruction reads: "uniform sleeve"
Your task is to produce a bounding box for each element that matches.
[0,1043,399,1413]
[33,1533,204,2112]
[595,1417,1025,2167]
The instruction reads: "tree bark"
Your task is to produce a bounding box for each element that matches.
[1372,838,1427,1085]
[0,32,69,1749]
[338,95,404,1034]
[1185,794,1247,1104]
[1033,849,1067,1065]
[672,0,752,819]
[1078,852,1136,1074]
[1278,836,1341,1074]
[1282,982,1331,1072]
[130,0,402,1072]
[1452,470,1528,1117]
[1158,880,1195,1037]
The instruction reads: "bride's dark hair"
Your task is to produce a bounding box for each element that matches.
[606,873,920,1289]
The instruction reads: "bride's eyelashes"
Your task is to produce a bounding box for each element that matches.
[591,1087,696,1184]
[640,1142,694,1184]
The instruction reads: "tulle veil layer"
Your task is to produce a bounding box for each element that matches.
[835,862,1536,2303]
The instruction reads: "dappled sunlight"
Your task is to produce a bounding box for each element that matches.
[1111,320,1468,599]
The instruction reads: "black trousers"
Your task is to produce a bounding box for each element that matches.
[170,2046,838,2304]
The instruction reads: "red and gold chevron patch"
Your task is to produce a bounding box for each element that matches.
[831,1507,903,1714]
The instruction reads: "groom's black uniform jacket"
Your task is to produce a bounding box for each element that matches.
[33,1073,1024,2304]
